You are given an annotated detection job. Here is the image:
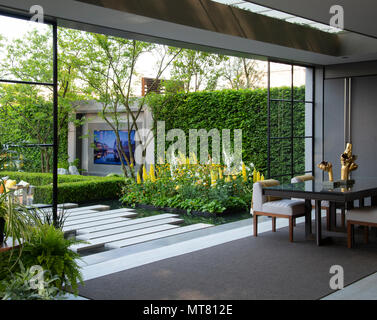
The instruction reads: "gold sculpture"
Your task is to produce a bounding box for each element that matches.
[317,161,333,182]
[340,143,358,181]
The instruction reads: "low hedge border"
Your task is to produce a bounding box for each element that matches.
[0,171,127,204]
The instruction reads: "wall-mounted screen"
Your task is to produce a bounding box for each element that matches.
[94,130,136,165]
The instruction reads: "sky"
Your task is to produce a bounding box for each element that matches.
[0,15,306,93]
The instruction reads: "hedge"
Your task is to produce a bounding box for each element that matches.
[151,87,306,179]
[0,171,127,204]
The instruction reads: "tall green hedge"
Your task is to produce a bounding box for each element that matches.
[151,87,306,178]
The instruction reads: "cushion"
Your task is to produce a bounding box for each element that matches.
[347,208,377,224]
[261,199,306,216]
[291,175,314,183]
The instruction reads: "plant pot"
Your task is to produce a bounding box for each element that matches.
[0,217,5,245]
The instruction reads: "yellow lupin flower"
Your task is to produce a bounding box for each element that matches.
[218,167,223,180]
[142,165,148,181]
[257,171,261,182]
[136,172,142,184]
[210,170,217,187]
[225,175,231,183]
[149,164,156,182]
[261,174,265,181]
[242,162,247,182]
[253,168,257,183]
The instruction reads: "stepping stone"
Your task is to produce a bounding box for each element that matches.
[71,224,180,252]
[58,203,78,209]
[65,209,138,222]
[77,217,184,240]
[106,223,213,249]
[65,205,110,213]
[63,217,130,234]
[76,213,179,235]
[64,211,133,227]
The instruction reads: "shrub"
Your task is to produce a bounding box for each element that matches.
[0,171,127,204]
[150,87,306,175]
[20,224,84,294]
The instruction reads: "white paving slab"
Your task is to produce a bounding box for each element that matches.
[58,203,78,209]
[71,224,180,252]
[65,205,110,213]
[77,217,184,240]
[63,217,130,233]
[65,209,137,222]
[106,223,213,249]
[76,213,179,235]
[64,212,133,227]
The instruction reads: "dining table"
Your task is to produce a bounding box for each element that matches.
[262,178,377,246]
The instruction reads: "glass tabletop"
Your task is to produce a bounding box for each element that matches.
[264,177,377,195]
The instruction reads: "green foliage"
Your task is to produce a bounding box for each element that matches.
[150,87,306,176]
[20,224,84,294]
[0,262,63,300]
[121,163,252,214]
[0,171,127,204]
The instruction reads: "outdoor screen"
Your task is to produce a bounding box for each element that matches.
[94,130,136,165]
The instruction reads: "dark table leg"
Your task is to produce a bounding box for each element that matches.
[305,199,312,239]
[315,200,322,246]
[329,202,337,231]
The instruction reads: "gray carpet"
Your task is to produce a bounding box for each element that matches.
[78,220,377,300]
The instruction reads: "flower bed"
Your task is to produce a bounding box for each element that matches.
[121,154,264,215]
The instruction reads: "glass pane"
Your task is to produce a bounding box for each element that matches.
[293,66,307,101]
[293,138,312,174]
[0,15,53,83]
[270,101,291,138]
[270,138,292,177]
[0,82,54,206]
[269,62,292,100]
[293,102,313,138]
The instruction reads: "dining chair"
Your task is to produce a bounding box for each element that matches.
[346,207,377,248]
[290,175,346,230]
[252,179,307,242]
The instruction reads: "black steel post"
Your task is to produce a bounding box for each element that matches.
[267,61,271,179]
[52,23,58,227]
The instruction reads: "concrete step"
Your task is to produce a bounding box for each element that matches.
[77,217,184,240]
[106,223,213,249]
[58,203,78,209]
[65,209,138,222]
[64,212,132,227]
[76,213,179,235]
[63,217,130,234]
[65,205,110,213]
[71,224,180,253]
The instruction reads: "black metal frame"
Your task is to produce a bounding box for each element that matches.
[0,12,59,225]
[267,61,315,181]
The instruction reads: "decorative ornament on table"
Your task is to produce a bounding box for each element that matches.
[340,143,358,183]
[317,161,334,182]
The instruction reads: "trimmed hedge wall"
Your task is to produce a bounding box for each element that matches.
[151,87,306,178]
[0,171,127,204]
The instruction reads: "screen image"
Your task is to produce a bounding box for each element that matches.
[94,130,136,165]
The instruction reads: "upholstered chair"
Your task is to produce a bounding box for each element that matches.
[252,179,307,242]
[346,207,377,248]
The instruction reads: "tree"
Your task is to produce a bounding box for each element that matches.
[221,57,264,90]
[71,33,181,178]
[169,49,227,92]
[0,27,90,172]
